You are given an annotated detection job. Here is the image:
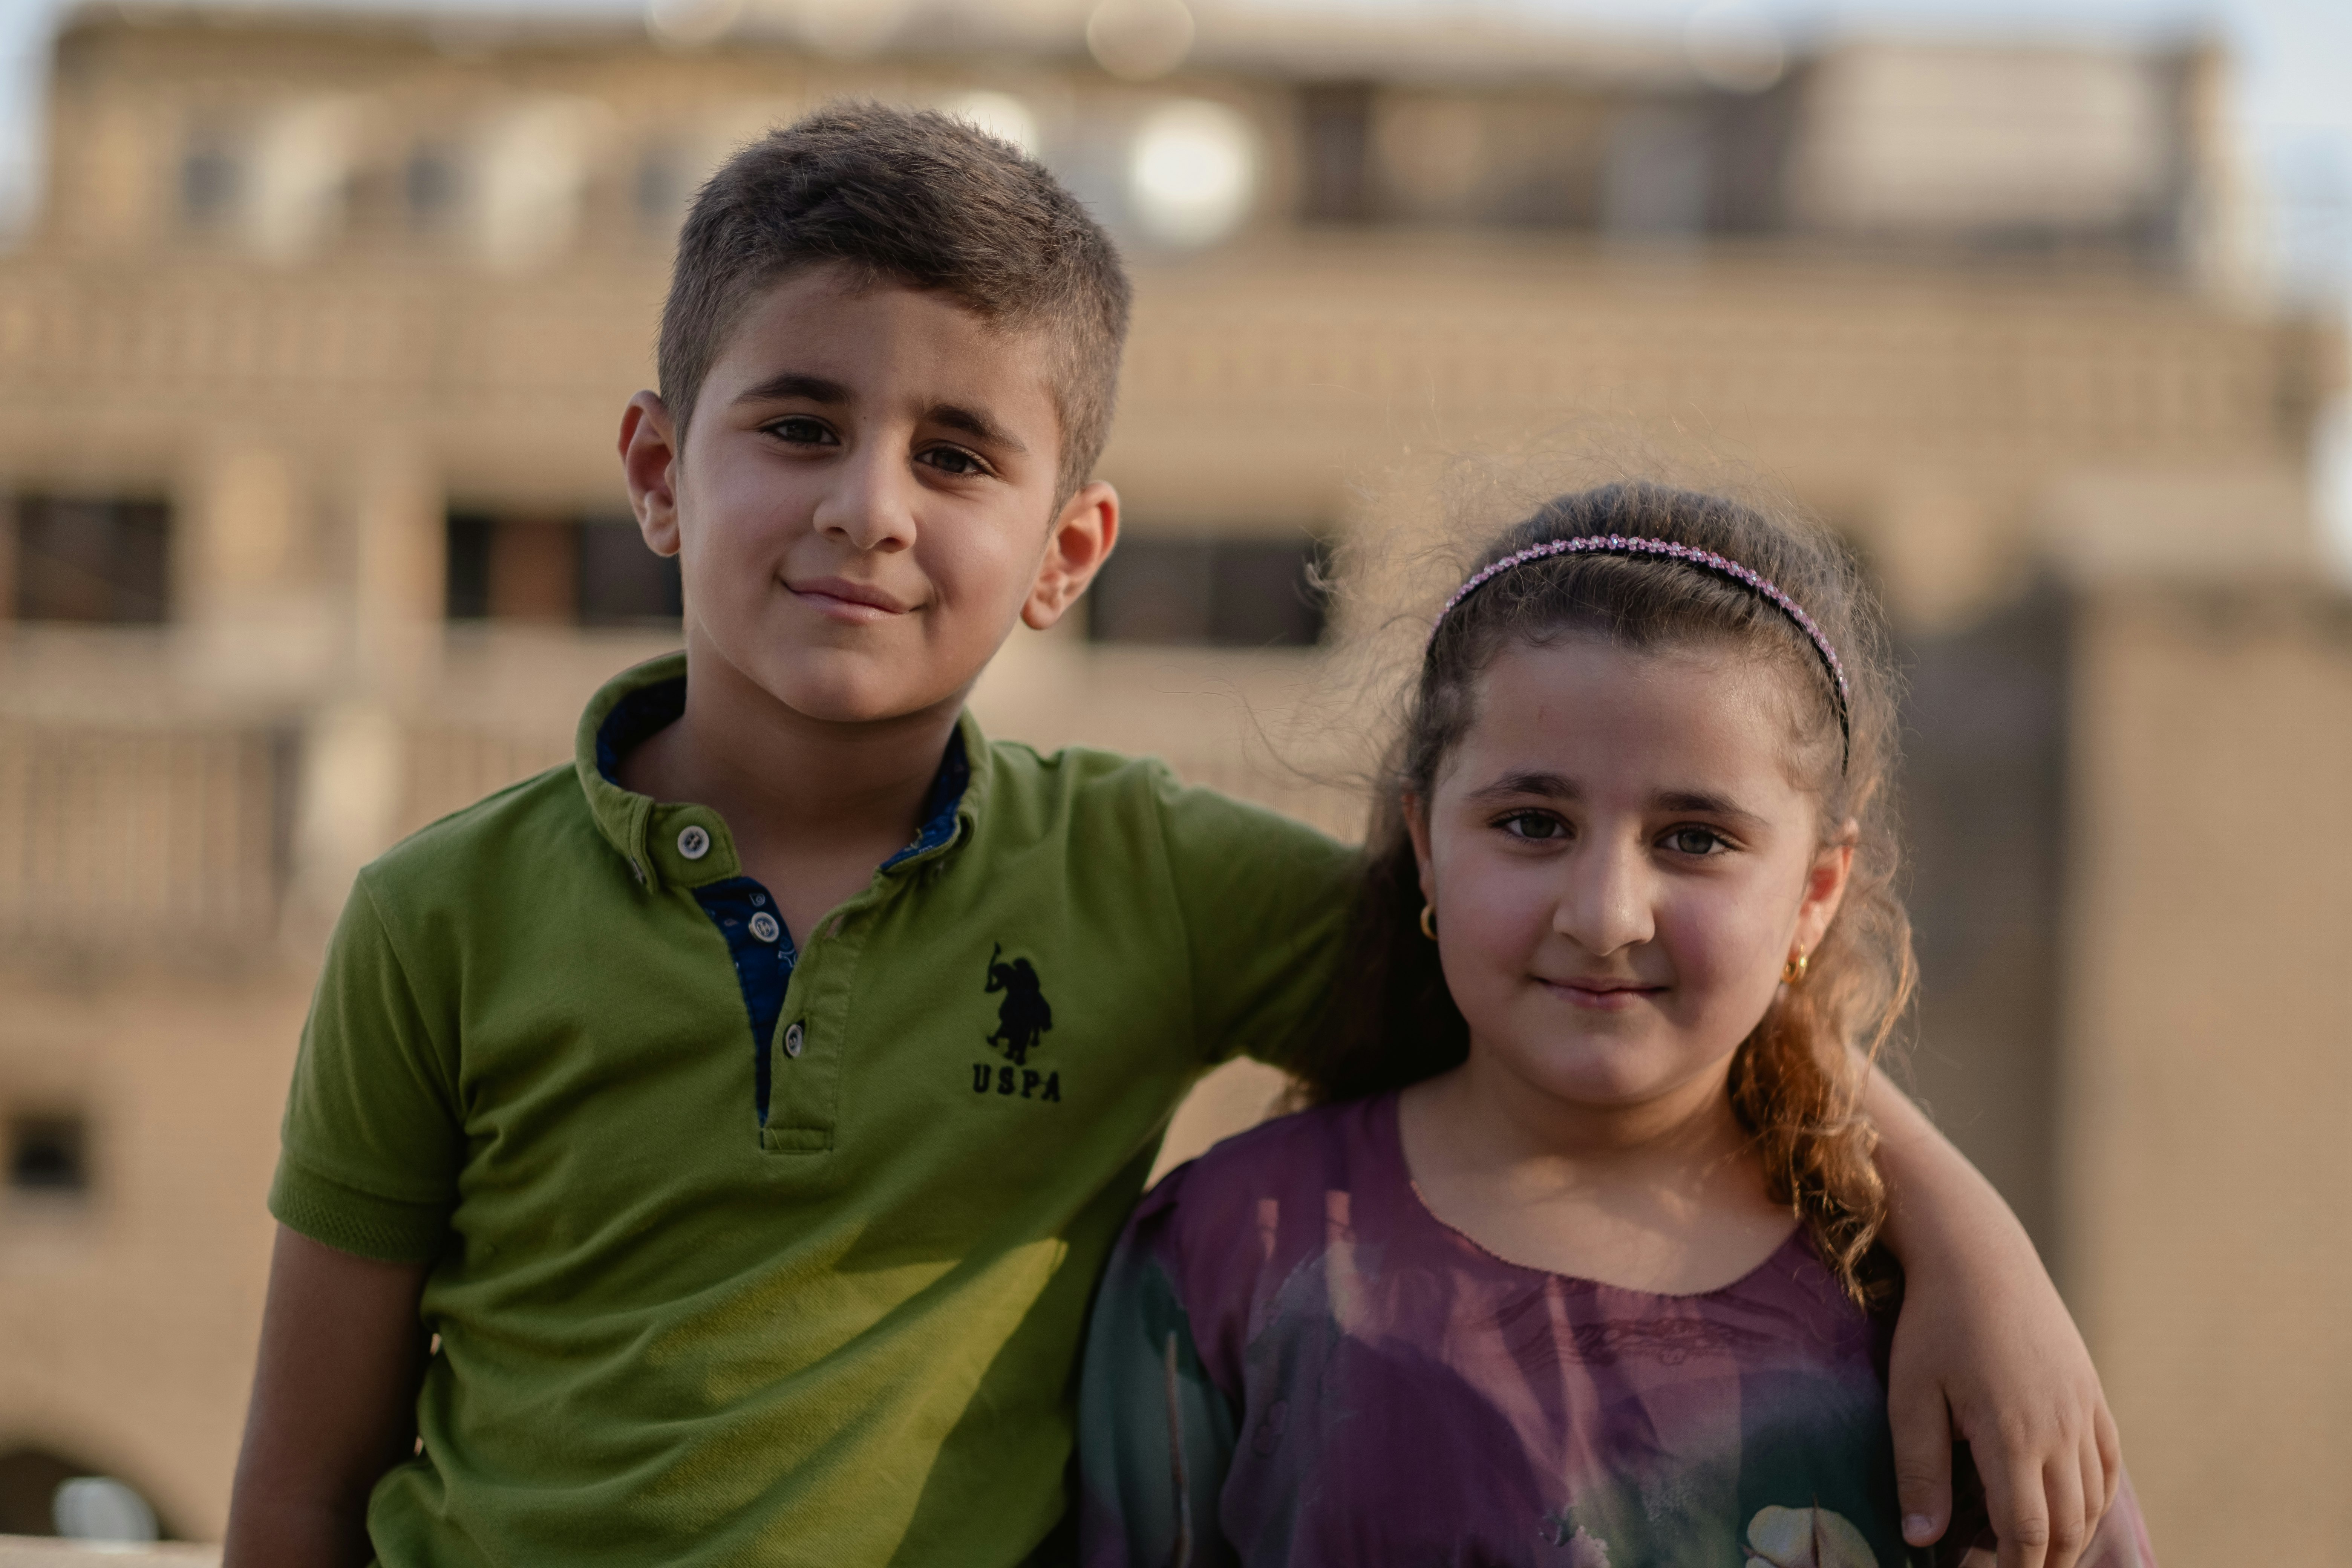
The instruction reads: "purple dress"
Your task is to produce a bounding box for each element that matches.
[1078,1094,2153,1568]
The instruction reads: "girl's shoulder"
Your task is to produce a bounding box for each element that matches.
[1132,1095,1400,1282]
[1142,1094,1391,1222]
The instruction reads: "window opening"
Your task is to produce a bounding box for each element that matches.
[1089,534,1328,648]
[405,145,464,233]
[10,498,171,624]
[6,1115,89,1196]
[1299,83,1375,222]
[447,511,680,627]
[180,138,241,228]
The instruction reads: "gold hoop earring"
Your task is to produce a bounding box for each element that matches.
[1419,904,1438,940]
[1781,950,1809,986]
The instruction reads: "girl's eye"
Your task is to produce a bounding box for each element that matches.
[918,444,989,477]
[764,416,836,447]
[1663,826,1730,856]
[1499,812,1567,842]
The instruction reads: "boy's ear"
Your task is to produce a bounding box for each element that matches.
[619,391,682,557]
[1021,481,1119,632]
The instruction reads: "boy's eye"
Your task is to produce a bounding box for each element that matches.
[917,444,990,477]
[763,415,837,447]
[1498,811,1567,842]
[1662,825,1730,856]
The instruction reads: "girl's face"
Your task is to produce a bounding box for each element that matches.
[1407,635,1853,1115]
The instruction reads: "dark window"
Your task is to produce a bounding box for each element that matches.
[1090,535,1327,648]
[579,520,683,625]
[1300,84,1375,222]
[11,498,171,624]
[445,511,495,621]
[6,1115,87,1196]
[406,146,464,231]
[1602,104,1712,238]
[180,142,241,228]
[447,511,680,627]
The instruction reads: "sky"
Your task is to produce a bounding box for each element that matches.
[0,0,2347,560]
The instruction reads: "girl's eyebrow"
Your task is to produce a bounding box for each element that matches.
[1463,774,1768,830]
[1463,771,1579,803]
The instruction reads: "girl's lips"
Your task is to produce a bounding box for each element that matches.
[1540,978,1665,1012]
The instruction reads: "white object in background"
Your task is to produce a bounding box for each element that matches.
[778,0,909,58]
[646,0,743,47]
[946,92,1041,160]
[474,98,603,270]
[1086,0,1194,83]
[1128,98,1255,248]
[53,1476,159,1543]
[246,98,354,263]
[2318,391,2352,583]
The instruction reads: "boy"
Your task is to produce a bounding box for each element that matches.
[226,107,2116,1568]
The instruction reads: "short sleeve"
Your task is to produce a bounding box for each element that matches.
[1150,770,1358,1070]
[1077,1173,1241,1568]
[268,873,463,1263]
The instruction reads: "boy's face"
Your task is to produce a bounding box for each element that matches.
[620,265,1116,725]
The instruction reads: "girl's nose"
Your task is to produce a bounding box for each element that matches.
[1553,835,1656,958]
[811,445,916,553]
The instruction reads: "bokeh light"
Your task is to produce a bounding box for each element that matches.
[1127,98,1256,248]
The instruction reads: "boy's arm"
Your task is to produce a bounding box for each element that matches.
[1867,1067,2123,1568]
[1149,770,1357,1069]
[224,1227,430,1568]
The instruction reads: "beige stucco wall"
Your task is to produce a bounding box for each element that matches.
[0,972,302,1540]
[2061,585,2352,1565]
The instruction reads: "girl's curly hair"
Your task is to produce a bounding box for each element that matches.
[1289,479,1915,1301]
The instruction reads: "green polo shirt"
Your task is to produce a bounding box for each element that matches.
[268,652,1356,1568]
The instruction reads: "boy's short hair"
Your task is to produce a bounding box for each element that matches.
[659,103,1132,500]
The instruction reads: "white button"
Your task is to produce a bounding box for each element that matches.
[676,824,710,860]
[749,912,781,944]
[783,1022,804,1058]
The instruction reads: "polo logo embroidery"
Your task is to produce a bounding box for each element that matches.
[983,943,1052,1065]
[972,943,1061,1103]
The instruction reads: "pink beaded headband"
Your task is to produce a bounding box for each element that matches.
[1429,534,1852,766]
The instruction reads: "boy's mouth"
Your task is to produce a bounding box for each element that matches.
[788,576,914,622]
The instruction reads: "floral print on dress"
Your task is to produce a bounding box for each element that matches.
[1077,1093,2155,1568]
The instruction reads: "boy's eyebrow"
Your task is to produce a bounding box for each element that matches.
[733,371,853,407]
[1653,789,1768,828]
[727,377,1027,455]
[926,402,1027,454]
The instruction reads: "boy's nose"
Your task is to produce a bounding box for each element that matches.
[1552,839,1656,958]
[811,447,917,553]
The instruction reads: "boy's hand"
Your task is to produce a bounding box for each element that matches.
[1863,1066,2122,1568]
[1886,1236,2122,1568]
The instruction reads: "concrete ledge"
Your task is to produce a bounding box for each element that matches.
[0,1543,217,1566]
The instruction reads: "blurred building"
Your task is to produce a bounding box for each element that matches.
[0,2,2343,1559]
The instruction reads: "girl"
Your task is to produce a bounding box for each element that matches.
[1077,483,2153,1567]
